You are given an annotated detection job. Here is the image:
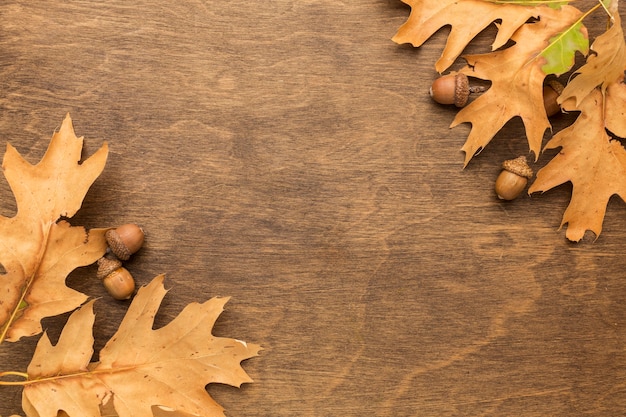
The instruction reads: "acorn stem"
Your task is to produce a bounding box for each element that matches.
[469,86,486,94]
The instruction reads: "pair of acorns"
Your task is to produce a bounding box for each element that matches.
[96,224,145,300]
[429,73,559,201]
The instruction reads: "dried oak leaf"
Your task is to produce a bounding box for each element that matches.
[528,86,626,241]
[0,114,108,343]
[22,275,261,417]
[392,0,542,72]
[559,6,626,106]
[453,5,585,165]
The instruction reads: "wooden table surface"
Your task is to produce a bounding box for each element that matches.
[2,1,626,416]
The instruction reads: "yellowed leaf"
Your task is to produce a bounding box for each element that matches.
[0,114,108,343]
[529,88,626,241]
[22,275,260,417]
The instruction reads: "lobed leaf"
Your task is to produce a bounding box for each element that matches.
[559,13,626,107]
[22,275,261,417]
[529,89,626,241]
[392,0,539,72]
[453,5,583,165]
[0,114,108,343]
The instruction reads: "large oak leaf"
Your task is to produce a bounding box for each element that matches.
[22,275,261,417]
[392,0,539,73]
[0,115,108,343]
[453,5,584,166]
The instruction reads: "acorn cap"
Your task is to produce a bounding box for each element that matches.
[453,73,470,107]
[546,79,564,95]
[105,224,144,261]
[502,156,533,179]
[97,256,123,280]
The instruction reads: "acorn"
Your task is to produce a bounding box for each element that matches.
[102,267,136,300]
[96,255,135,300]
[96,255,122,280]
[429,73,485,107]
[543,79,565,117]
[105,224,145,261]
[495,156,534,200]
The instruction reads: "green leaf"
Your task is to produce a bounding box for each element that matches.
[540,20,589,75]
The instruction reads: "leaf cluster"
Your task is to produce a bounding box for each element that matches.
[0,115,260,417]
[394,0,626,241]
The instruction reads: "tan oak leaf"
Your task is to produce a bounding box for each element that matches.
[529,88,626,241]
[453,5,583,166]
[0,114,108,343]
[392,0,539,73]
[22,275,261,417]
[559,6,626,106]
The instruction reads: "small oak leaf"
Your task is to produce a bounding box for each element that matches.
[529,88,626,241]
[559,13,626,107]
[22,275,261,417]
[0,114,108,343]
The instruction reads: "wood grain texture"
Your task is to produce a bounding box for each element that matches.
[1,1,626,415]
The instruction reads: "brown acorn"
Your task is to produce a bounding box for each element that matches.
[96,255,135,300]
[543,79,565,117]
[102,267,136,300]
[429,73,486,107]
[495,156,534,200]
[105,224,145,261]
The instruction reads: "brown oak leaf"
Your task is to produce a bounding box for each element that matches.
[559,9,626,106]
[392,0,539,73]
[529,87,626,241]
[22,275,261,417]
[0,114,108,343]
[452,5,583,166]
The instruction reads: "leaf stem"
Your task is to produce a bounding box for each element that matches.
[597,0,614,23]
[569,2,603,30]
[0,365,134,387]
[0,371,29,386]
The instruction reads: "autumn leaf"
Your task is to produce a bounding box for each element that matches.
[528,88,626,241]
[0,114,108,343]
[20,275,261,417]
[393,0,540,73]
[559,12,626,106]
[453,5,584,165]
